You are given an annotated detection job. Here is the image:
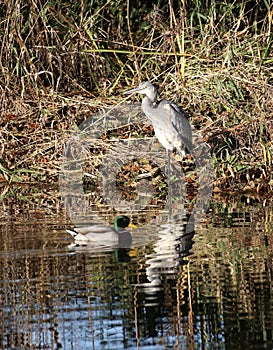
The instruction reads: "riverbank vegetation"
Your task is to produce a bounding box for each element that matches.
[0,0,272,198]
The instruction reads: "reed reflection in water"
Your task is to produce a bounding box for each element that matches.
[0,204,273,349]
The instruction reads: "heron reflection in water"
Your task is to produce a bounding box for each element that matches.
[122,81,193,163]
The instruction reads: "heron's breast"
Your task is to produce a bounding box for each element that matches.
[153,127,175,151]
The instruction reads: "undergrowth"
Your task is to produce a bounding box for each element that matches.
[0,0,272,196]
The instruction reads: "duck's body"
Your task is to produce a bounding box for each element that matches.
[66,215,133,248]
[123,81,193,155]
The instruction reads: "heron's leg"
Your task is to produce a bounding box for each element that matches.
[166,149,172,220]
[166,149,170,179]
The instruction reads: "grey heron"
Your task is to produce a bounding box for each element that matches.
[122,81,193,156]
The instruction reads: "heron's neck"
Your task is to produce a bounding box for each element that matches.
[142,95,156,109]
[142,96,158,122]
[146,89,157,103]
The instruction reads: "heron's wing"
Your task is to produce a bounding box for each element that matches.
[161,100,193,152]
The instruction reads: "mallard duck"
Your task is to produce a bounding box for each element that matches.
[66,215,135,248]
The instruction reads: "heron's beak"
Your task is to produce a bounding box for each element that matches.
[122,86,142,95]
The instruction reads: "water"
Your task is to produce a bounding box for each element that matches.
[1,200,273,349]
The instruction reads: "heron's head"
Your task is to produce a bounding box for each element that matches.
[122,81,157,101]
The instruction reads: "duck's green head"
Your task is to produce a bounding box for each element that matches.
[114,215,136,230]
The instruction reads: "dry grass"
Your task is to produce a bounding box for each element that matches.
[0,0,272,196]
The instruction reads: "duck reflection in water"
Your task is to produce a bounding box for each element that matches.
[66,215,136,249]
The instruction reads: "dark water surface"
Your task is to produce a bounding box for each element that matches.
[1,201,273,349]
